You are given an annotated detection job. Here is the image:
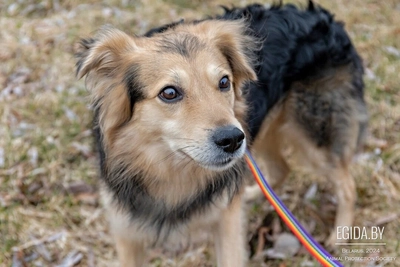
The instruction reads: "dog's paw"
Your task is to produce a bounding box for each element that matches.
[325,232,341,251]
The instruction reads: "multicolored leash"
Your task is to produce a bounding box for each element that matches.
[244,150,343,267]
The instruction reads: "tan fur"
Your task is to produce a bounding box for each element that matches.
[213,194,247,267]
[78,20,256,266]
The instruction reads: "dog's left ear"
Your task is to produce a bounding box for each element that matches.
[202,20,258,87]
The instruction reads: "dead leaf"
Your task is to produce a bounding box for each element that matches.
[264,233,300,259]
[27,147,38,167]
[87,248,95,267]
[66,181,94,195]
[70,142,92,158]
[0,147,4,168]
[75,192,98,206]
[365,68,377,81]
[34,241,52,262]
[12,249,25,267]
[384,46,400,57]
[365,136,388,149]
[304,183,318,201]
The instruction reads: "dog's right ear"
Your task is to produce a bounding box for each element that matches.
[76,27,141,149]
[76,26,138,79]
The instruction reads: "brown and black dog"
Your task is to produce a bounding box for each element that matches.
[76,2,367,266]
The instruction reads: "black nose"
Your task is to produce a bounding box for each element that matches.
[212,126,245,154]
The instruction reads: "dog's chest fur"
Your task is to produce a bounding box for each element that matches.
[101,177,239,244]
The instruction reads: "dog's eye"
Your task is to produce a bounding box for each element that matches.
[219,76,231,91]
[159,87,182,103]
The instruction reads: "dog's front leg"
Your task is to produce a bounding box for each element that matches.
[214,194,247,267]
[114,235,146,267]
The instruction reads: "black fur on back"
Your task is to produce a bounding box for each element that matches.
[220,2,364,139]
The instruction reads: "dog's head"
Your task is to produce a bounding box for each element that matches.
[76,20,257,175]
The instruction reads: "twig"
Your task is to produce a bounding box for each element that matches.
[56,250,83,267]
[12,231,66,251]
[366,213,399,227]
[254,227,269,259]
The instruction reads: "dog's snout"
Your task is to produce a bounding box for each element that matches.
[212,126,245,154]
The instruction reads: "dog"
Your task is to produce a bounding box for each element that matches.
[76,2,367,266]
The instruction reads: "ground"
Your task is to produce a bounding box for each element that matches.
[0,0,399,266]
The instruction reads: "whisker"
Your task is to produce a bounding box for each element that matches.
[156,145,195,164]
[167,137,199,141]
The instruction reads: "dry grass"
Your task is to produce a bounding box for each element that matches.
[0,0,399,266]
